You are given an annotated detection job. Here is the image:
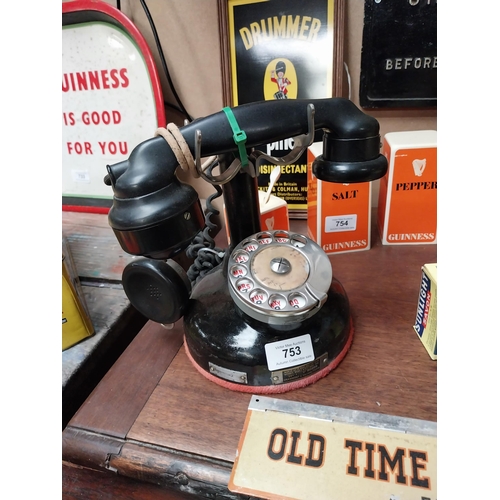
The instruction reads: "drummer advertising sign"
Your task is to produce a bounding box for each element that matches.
[225,0,339,216]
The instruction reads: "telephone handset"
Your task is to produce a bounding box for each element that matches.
[104,97,387,392]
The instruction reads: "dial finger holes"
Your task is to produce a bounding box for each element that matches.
[273,231,290,244]
[257,232,273,245]
[242,239,259,253]
[232,250,249,264]
[288,292,307,309]
[236,278,253,293]
[268,294,287,310]
[249,288,268,305]
[230,265,247,278]
[290,234,307,248]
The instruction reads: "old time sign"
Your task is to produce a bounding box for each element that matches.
[229,396,437,500]
[359,0,437,108]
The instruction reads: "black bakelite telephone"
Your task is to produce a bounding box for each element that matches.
[104,98,387,393]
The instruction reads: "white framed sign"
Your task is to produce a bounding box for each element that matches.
[62,0,165,212]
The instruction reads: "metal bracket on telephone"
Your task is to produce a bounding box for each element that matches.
[193,104,316,185]
[251,103,316,170]
[194,130,245,185]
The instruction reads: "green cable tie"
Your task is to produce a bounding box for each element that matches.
[222,107,248,167]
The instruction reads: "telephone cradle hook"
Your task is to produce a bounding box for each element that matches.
[194,103,316,185]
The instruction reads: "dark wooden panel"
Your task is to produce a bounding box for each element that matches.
[128,347,251,462]
[62,211,148,428]
[62,211,136,282]
[63,215,436,498]
[62,287,147,429]
[63,462,199,500]
[67,321,184,438]
[110,443,237,499]
[126,221,436,462]
[62,428,124,471]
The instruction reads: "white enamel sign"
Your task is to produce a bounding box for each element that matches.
[62,21,161,201]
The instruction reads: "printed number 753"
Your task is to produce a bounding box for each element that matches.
[282,346,301,358]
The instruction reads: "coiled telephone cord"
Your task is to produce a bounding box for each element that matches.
[154,123,226,285]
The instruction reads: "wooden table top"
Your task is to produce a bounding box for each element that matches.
[63,215,437,499]
[62,211,147,428]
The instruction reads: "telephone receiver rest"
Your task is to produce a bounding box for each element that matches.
[122,258,192,325]
[104,98,388,261]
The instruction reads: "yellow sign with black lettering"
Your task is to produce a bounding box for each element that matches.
[229,398,436,500]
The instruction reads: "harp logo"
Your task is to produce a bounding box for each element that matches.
[412,159,426,176]
[264,216,275,230]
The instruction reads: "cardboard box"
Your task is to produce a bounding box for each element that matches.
[307,142,372,255]
[413,263,437,360]
[62,237,94,350]
[257,189,289,232]
[378,130,437,245]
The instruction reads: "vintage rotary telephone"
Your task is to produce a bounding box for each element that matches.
[104,98,387,393]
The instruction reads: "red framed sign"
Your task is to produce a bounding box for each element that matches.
[62,0,165,213]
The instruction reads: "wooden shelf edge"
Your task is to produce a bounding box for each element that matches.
[110,442,241,499]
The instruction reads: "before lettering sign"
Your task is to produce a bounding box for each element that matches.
[62,1,165,211]
[359,0,437,108]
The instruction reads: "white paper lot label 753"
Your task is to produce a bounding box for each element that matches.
[265,334,315,371]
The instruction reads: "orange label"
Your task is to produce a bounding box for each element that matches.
[306,148,318,241]
[378,137,437,244]
[307,145,371,254]
[260,205,289,232]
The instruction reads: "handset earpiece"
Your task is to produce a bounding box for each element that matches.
[105,137,205,260]
[312,131,387,183]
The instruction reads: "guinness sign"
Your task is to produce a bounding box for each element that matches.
[360,0,437,108]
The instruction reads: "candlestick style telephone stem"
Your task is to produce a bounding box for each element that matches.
[104,98,387,393]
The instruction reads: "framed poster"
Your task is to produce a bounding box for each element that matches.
[62,0,166,213]
[218,0,345,218]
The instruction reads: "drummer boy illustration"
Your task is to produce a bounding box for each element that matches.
[270,60,291,99]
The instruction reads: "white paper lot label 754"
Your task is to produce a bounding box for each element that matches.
[265,334,315,371]
[325,214,357,233]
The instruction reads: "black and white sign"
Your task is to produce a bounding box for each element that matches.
[359,0,437,108]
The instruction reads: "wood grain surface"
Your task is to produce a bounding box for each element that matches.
[62,287,146,429]
[63,216,437,498]
[62,210,136,282]
[126,231,437,463]
[69,321,185,438]
[63,462,199,500]
[62,211,148,429]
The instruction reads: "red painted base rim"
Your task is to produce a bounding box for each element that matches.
[184,317,354,394]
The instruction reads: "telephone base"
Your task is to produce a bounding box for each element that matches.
[184,319,353,394]
[183,267,353,392]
